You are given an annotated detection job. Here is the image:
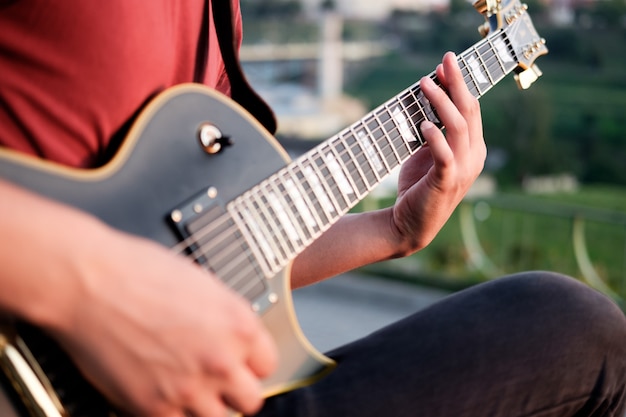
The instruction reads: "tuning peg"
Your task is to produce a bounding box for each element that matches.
[514,64,543,89]
[478,21,491,37]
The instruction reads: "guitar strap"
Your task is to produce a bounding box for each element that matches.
[193,0,210,84]
[101,1,277,167]
[207,0,278,135]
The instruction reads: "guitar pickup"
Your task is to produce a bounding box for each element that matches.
[168,188,268,303]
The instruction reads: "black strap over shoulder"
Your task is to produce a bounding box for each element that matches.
[208,0,277,134]
[194,0,211,84]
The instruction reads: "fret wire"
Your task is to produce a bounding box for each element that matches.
[316,108,400,192]
[482,35,515,91]
[372,111,403,166]
[317,143,351,211]
[481,44,502,84]
[294,160,333,227]
[366,114,400,170]
[329,133,366,201]
[286,164,326,232]
[460,59,481,98]
[300,155,343,222]
[487,38,506,76]
[462,53,487,96]
[274,170,316,242]
[362,116,393,174]
[490,33,516,75]
[244,192,289,268]
[486,56,506,86]
[397,89,421,137]
[459,55,482,97]
[254,181,294,256]
[401,90,427,147]
[335,132,369,196]
[389,96,412,149]
[326,138,363,203]
[425,76,439,112]
[382,102,412,158]
[241,193,285,273]
[384,100,401,137]
[336,39,512,174]
[266,178,309,250]
[484,53,504,78]
[249,186,292,261]
[271,182,308,252]
[352,124,383,185]
[405,88,428,145]
[461,36,509,97]
[342,130,376,190]
[416,86,441,128]
[356,125,386,187]
[478,40,501,87]
[227,201,276,278]
[475,43,495,85]
[497,33,515,65]
[476,45,494,90]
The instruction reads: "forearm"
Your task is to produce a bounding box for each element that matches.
[0,179,107,331]
[290,208,420,288]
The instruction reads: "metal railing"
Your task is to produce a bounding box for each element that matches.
[360,192,626,307]
[459,196,626,303]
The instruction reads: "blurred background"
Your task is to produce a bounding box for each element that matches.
[238,0,626,308]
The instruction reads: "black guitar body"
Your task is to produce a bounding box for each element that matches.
[0,87,287,243]
[0,85,334,417]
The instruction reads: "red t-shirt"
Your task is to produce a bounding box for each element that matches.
[0,0,243,168]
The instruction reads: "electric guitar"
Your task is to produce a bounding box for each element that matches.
[0,0,547,415]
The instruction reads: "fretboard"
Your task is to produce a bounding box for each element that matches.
[227,28,518,279]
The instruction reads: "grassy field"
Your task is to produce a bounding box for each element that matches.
[359,186,626,305]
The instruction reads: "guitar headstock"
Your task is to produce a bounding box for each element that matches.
[473,0,548,89]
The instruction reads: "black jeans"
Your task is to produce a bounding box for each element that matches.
[255,272,626,417]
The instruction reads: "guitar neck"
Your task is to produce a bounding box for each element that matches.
[226,28,518,278]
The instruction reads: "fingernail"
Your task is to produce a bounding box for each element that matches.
[421,120,435,132]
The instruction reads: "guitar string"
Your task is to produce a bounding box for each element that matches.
[170,34,515,293]
[174,35,508,256]
[171,47,512,292]
[170,40,514,294]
